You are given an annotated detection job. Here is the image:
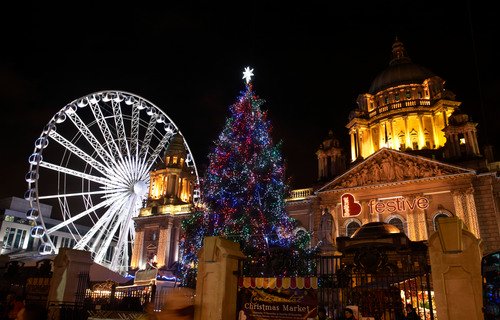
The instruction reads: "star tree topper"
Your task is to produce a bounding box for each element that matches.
[242,66,254,84]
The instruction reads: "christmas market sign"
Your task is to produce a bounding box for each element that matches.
[237,277,318,320]
[341,193,429,217]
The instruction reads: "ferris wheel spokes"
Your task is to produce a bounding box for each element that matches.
[88,99,123,162]
[111,99,130,158]
[48,131,109,175]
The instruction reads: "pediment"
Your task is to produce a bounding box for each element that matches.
[317,148,475,192]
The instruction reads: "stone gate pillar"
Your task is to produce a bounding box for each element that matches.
[428,217,483,320]
[47,248,93,303]
[194,236,245,320]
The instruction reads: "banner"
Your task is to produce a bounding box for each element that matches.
[237,277,318,320]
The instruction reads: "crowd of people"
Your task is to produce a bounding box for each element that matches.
[0,293,47,320]
[316,305,422,320]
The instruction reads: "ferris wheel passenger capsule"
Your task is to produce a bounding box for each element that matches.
[26,208,40,220]
[38,243,54,255]
[35,137,49,149]
[25,170,38,183]
[102,92,112,102]
[124,95,136,105]
[42,123,56,134]
[63,104,77,114]
[89,94,101,104]
[77,98,88,108]
[24,188,37,201]
[146,107,157,116]
[113,92,124,102]
[30,226,45,238]
[164,124,174,134]
[54,112,66,124]
[137,101,147,110]
[157,115,166,123]
[29,153,43,165]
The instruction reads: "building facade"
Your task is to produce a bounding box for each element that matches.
[0,197,99,260]
[287,39,500,257]
[130,133,198,272]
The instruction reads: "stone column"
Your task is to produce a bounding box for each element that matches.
[131,228,144,269]
[404,116,411,149]
[379,122,385,149]
[428,217,483,320]
[451,190,466,222]
[368,126,375,154]
[350,131,356,162]
[194,237,245,320]
[318,155,325,180]
[355,128,361,158]
[418,115,425,149]
[172,222,181,263]
[47,248,93,303]
[389,118,396,149]
[406,210,416,241]
[464,188,480,238]
[156,221,173,269]
[430,115,439,148]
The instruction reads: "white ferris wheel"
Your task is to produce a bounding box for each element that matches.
[25,90,200,273]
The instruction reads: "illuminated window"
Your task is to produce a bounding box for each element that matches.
[433,212,452,231]
[105,246,114,263]
[173,156,178,164]
[60,237,76,248]
[50,235,59,248]
[346,221,361,237]
[388,217,405,233]
[460,138,466,145]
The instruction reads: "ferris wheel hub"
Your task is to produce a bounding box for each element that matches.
[133,180,148,196]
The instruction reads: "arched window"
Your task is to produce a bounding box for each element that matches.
[388,217,405,233]
[433,211,452,231]
[346,220,361,237]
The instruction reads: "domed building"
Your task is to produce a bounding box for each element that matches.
[286,39,500,257]
[347,39,460,161]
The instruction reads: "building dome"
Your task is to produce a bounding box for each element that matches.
[369,39,435,94]
[351,222,401,239]
[165,133,186,155]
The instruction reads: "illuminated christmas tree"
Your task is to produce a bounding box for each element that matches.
[179,68,312,286]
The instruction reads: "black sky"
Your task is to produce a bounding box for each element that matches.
[0,1,498,199]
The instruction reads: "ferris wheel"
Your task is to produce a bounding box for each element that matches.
[25,90,200,273]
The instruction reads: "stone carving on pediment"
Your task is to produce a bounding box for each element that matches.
[335,151,465,189]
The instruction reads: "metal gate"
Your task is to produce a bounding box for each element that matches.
[318,246,434,320]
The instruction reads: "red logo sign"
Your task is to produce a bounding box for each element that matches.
[341,193,362,217]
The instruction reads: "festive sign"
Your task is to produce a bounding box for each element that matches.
[341,193,430,216]
[368,197,429,214]
[237,277,318,320]
[341,193,362,217]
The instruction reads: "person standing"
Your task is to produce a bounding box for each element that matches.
[7,296,24,320]
[316,306,332,320]
[343,308,357,320]
[404,304,421,320]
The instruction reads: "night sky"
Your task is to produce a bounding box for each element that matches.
[1,1,498,199]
